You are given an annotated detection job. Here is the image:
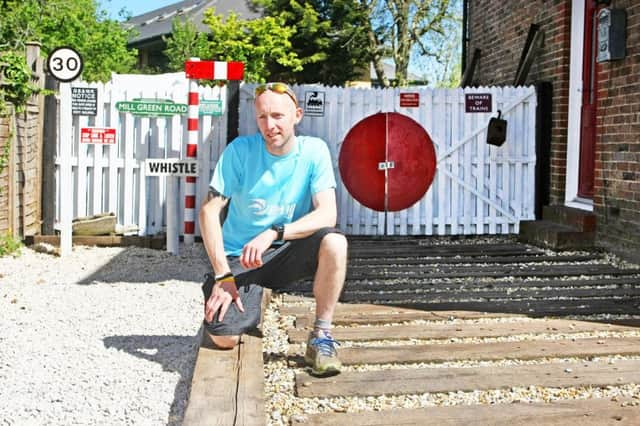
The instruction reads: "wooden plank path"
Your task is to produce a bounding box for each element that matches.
[183,290,271,426]
[183,329,265,426]
[292,398,640,425]
[184,237,640,425]
[287,300,640,424]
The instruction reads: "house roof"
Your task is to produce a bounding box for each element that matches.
[125,0,261,46]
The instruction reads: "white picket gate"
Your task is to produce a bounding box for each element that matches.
[56,76,536,238]
[55,73,228,237]
[240,84,537,235]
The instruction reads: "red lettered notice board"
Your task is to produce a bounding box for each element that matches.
[399,92,420,107]
[80,127,116,145]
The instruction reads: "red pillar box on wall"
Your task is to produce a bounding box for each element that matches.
[339,112,437,212]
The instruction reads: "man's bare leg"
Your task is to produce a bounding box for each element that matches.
[313,233,348,326]
[305,232,348,375]
[208,334,240,349]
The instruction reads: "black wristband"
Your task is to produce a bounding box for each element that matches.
[214,272,234,281]
[271,223,285,242]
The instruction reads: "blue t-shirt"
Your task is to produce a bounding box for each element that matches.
[210,133,336,256]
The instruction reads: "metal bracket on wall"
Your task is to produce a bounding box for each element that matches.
[514,24,545,86]
[461,48,481,87]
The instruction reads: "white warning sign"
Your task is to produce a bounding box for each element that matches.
[304,91,325,117]
[145,159,199,177]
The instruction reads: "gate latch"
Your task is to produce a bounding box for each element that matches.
[378,161,395,170]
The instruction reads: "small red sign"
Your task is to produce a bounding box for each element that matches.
[80,127,116,145]
[399,92,420,107]
[465,93,492,113]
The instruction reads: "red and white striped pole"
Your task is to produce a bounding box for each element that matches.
[182,58,244,246]
[183,58,201,245]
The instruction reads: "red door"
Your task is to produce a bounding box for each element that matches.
[578,0,598,198]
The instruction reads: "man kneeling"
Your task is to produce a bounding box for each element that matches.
[198,82,347,376]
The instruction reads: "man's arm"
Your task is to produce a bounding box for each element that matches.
[281,188,337,240]
[239,188,337,269]
[199,189,231,275]
[199,189,245,322]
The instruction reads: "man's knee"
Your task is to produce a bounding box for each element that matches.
[208,333,240,349]
[320,232,348,259]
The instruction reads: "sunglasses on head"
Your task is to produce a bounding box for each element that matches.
[255,82,298,106]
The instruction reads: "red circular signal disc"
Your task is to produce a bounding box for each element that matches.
[338,112,436,212]
[338,113,387,211]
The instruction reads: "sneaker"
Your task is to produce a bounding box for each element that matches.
[304,331,342,376]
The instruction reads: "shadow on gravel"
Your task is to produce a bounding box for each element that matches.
[78,245,211,285]
[103,333,200,426]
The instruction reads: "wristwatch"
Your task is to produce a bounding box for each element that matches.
[271,223,285,242]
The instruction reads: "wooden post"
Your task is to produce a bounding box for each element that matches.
[166,177,179,255]
[8,108,18,239]
[41,74,59,235]
[26,42,45,236]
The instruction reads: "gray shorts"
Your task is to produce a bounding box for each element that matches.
[202,227,342,336]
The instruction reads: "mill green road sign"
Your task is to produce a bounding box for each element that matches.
[116,99,187,117]
[115,98,223,117]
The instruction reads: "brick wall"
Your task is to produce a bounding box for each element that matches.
[593,1,640,259]
[466,0,571,204]
[468,0,640,258]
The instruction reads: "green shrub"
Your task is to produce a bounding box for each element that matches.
[0,51,40,115]
[0,232,22,257]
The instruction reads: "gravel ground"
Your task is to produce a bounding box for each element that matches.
[3,238,639,425]
[0,244,211,425]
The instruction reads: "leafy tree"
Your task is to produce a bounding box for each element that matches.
[361,0,461,87]
[254,0,460,87]
[434,31,462,88]
[252,0,371,85]
[163,19,209,72]
[162,1,461,86]
[0,0,137,82]
[164,8,303,83]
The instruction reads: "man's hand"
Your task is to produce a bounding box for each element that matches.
[205,275,244,322]
[240,228,276,269]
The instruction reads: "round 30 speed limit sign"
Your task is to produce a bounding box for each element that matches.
[47,47,84,82]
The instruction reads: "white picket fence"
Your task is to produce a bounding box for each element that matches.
[240,84,537,235]
[55,73,228,237]
[56,75,536,238]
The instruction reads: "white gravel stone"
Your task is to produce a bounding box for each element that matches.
[0,244,210,425]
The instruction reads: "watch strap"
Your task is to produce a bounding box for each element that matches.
[271,224,285,242]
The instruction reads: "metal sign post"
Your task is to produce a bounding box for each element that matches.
[47,47,83,256]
